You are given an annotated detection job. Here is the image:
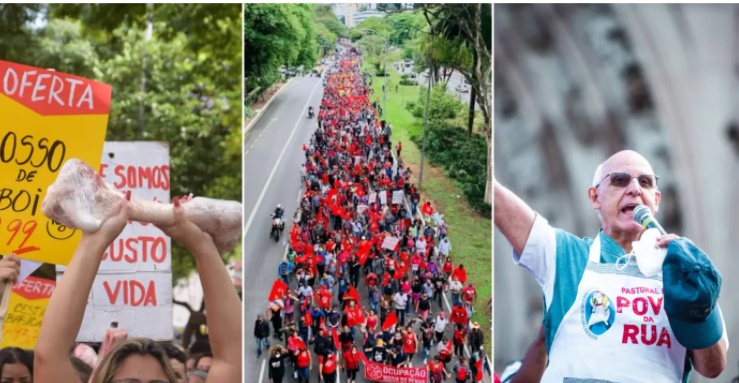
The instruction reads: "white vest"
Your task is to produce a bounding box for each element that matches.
[542,235,687,382]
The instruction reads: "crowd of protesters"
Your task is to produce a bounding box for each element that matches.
[255,45,492,383]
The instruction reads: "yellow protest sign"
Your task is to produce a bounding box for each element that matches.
[1,276,55,350]
[0,60,111,265]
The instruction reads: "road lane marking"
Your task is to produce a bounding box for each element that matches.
[243,81,321,237]
[259,359,266,382]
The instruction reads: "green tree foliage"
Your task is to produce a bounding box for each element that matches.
[353,17,392,39]
[410,121,490,215]
[408,85,465,121]
[314,4,348,39]
[3,5,242,281]
[243,3,325,94]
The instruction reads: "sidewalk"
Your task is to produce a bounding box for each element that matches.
[243,78,294,137]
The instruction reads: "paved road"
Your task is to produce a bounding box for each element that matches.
[243,74,491,383]
[243,75,324,382]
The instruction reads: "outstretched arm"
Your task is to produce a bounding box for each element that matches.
[494,180,536,255]
[157,197,242,383]
[35,193,130,383]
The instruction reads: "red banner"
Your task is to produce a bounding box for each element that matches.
[363,360,428,383]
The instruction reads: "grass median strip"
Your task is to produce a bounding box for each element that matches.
[365,65,493,353]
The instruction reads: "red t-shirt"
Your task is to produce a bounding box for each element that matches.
[296,351,310,368]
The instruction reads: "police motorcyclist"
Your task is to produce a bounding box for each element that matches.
[308,106,315,119]
[271,204,285,238]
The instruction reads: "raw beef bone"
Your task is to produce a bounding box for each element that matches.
[41,158,243,253]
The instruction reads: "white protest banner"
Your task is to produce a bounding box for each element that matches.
[378,191,387,205]
[392,190,404,205]
[57,142,172,342]
[369,192,377,204]
[381,236,399,251]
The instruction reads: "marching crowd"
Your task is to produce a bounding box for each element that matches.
[254,48,492,383]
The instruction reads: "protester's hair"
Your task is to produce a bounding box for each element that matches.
[0,347,33,378]
[270,345,285,357]
[91,338,177,383]
[161,343,187,365]
[70,356,93,383]
[194,352,213,368]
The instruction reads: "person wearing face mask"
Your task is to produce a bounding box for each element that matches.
[342,344,361,383]
[267,346,287,383]
[495,150,729,382]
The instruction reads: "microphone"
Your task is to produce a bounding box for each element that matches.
[632,205,666,235]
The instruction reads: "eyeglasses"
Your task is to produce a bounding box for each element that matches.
[595,172,659,189]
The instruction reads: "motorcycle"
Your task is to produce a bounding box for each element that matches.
[270,215,285,242]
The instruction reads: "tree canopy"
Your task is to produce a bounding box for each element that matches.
[243,3,345,95]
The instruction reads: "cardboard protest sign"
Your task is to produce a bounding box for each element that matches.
[378,191,387,205]
[0,276,55,350]
[0,60,112,265]
[57,142,173,342]
[392,190,404,205]
[381,236,399,251]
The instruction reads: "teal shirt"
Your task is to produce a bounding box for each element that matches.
[542,229,692,382]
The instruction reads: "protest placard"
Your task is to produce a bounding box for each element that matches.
[392,190,404,205]
[378,191,387,205]
[0,276,55,350]
[0,60,112,265]
[57,142,173,342]
[381,236,399,251]
[364,360,427,383]
[369,192,377,204]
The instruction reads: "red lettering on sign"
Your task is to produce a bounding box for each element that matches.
[12,276,55,300]
[622,324,672,348]
[104,236,168,263]
[616,296,630,313]
[112,165,170,191]
[622,324,639,344]
[0,60,111,116]
[641,324,657,345]
[633,297,648,316]
[657,327,672,348]
[648,296,663,316]
[103,280,158,307]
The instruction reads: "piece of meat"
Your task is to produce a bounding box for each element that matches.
[41,159,242,253]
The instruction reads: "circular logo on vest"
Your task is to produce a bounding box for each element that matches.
[581,289,616,338]
[366,362,383,380]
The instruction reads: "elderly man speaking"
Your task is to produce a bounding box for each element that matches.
[495,150,728,382]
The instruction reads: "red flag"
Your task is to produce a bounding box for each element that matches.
[345,305,365,327]
[356,251,369,266]
[289,336,307,351]
[268,280,288,302]
[422,203,434,216]
[345,285,362,304]
[332,327,340,350]
[382,312,398,331]
[304,311,313,327]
